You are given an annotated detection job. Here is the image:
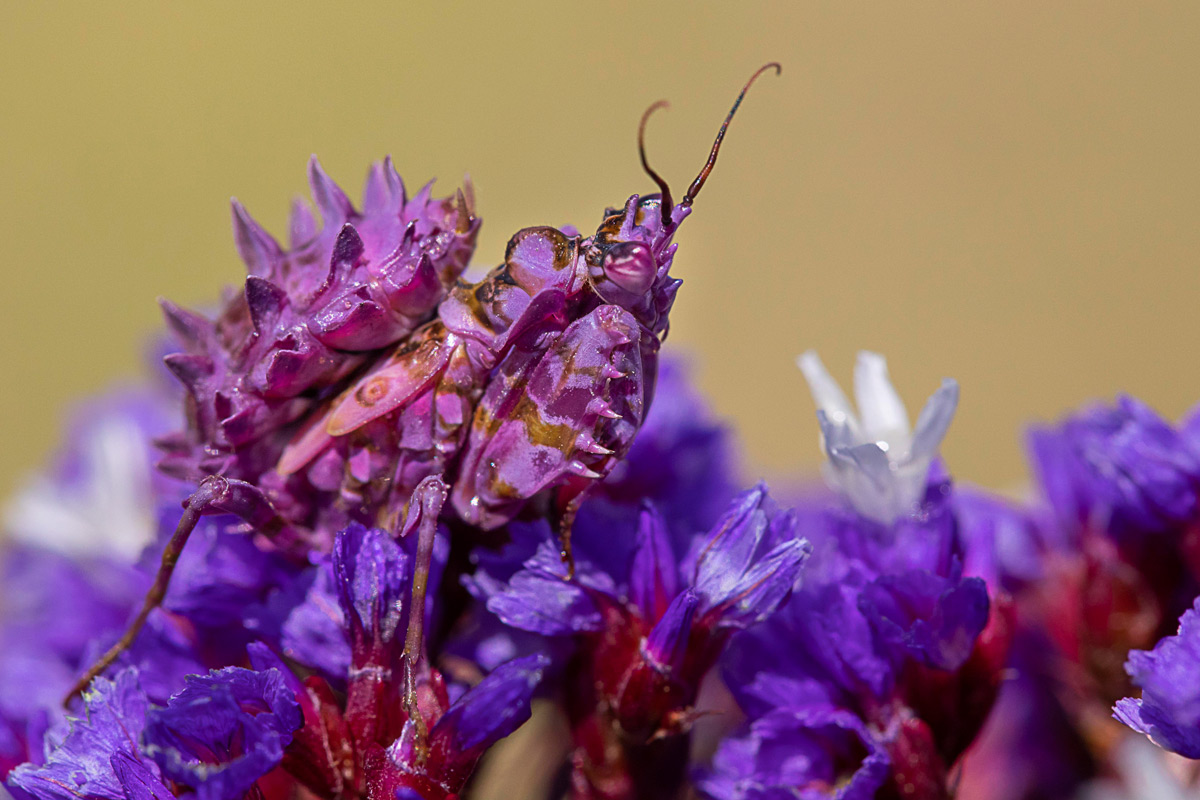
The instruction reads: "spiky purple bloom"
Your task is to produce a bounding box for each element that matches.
[271,190,692,540]
[157,158,478,488]
[1115,598,1200,758]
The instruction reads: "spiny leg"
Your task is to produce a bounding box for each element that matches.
[63,475,295,705]
[398,475,448,750]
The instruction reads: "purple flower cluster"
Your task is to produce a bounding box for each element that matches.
[4,145,1200,800]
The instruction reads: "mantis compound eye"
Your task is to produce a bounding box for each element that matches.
[600,241,656,298]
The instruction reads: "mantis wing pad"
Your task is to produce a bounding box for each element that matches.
[451,304,646,528]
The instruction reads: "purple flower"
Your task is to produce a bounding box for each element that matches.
[1029,396,1200,542]
[9,670,155,800]
[858,561,989,671]
[8,664,302,800]
[480,487,807,702]
[688,488,812,631]
[695,706,890,800]
[86,615,206,708]
[278,562,349,681]
[152,509,296,632]
[484,485,806,637]
[108,753,173,800]
[142,668,301,800]
[953,488,1049,591]
[279,520,447,684]
[472,485,807,797]
[382,654,548,799]
[251,516,547,800]
[711,478,1003,799]
[1115,597,1200,757]
[1021,396,1200,717]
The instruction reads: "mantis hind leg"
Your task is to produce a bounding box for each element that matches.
[63,475,299,706]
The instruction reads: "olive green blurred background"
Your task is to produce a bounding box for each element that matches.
[2,2,1198,500]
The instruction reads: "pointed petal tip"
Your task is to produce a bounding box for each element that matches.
[230,198,283,275]
[230,197,260,230]
[856,349,886,365]
[795,349,824,377]
[308,156,355,222]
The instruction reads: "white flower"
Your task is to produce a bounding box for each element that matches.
[796,350,959,524]
[4,411,158,560]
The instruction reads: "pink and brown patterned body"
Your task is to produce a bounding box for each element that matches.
[275,195,686,535]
